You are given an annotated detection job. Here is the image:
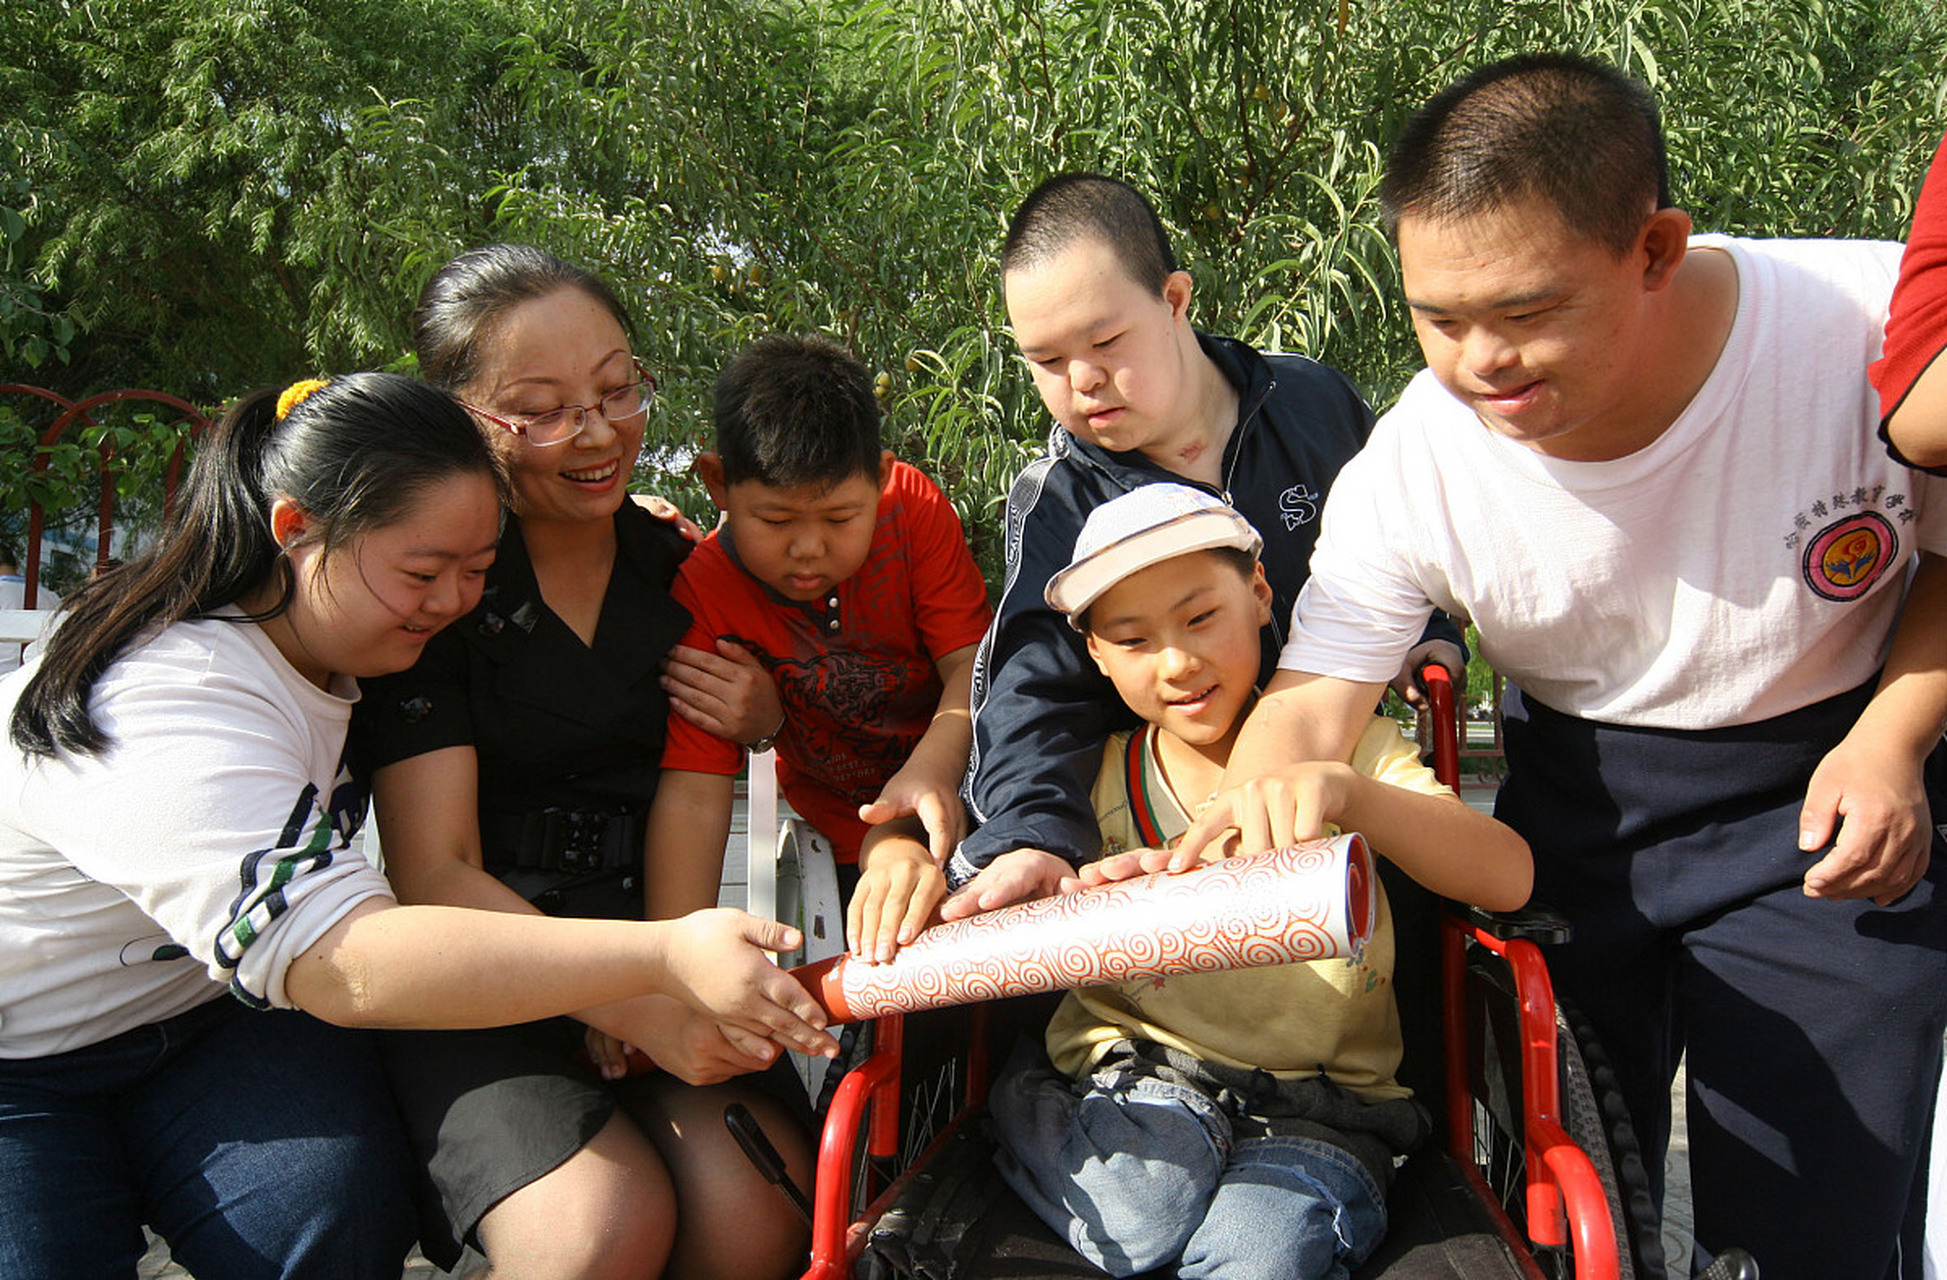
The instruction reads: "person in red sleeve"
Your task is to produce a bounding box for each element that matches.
[1877,132,1947,473]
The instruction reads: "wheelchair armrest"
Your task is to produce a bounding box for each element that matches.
[1464,901,1572,945]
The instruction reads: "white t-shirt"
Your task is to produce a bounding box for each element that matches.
[1283,235,1947,728]
[0,616,395,1057]
[0,574,61,677]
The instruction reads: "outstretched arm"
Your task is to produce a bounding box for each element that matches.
[286,897,837,1058]
[1087,760,1530,911]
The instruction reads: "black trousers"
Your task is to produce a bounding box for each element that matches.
[1498,679,1947,1280]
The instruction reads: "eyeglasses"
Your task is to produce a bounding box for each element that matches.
[462,360,657,447]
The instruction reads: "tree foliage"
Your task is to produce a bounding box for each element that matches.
[5,0,1944,581]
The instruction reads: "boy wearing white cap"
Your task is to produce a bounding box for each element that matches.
[982,484,1529,1280]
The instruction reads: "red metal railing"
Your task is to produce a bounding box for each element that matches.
[0,385,207,604]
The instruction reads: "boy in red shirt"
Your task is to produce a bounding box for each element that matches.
[644,335,993,931]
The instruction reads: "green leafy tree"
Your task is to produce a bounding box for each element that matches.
[3,0,543,399]
[5,0,1943,587]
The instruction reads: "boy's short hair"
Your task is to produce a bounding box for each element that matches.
[1047,484,1263,631]
[713,334,883,488]
[1001,173,1180,295]
[1378,53,1670,257]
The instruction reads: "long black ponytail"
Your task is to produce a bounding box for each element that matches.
[11,371,502,757]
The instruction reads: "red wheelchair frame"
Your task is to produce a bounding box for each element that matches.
[795,664,1628,1280]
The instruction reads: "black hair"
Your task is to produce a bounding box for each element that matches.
[712,335,882,489]
[11,372,503,757]
[413,243,635,393]
[0,542,16,570]
[1378,53,1670,257]
[1001,173,1180,295]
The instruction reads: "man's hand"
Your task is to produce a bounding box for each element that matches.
[662,639,784,746]
[937,848,1073,921]
[1800,736,1933,905]
[1390,639,1467,710]
[1171,761,1357,866]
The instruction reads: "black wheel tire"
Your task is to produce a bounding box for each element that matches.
[1557,997,1666,1280]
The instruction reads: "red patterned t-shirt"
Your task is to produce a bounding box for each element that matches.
[662,461,992,860]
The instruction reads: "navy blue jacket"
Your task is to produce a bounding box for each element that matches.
[954,333,1456,875]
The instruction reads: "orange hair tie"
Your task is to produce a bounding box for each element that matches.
[275,378,330,421]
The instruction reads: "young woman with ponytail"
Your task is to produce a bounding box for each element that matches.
[0,372,834,1280]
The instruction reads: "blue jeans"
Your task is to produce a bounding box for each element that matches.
[0,997,417,1279]
[990,1042,1387,1280]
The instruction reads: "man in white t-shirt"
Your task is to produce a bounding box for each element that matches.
[1181,55,1947,1280]
[0,542,60,677]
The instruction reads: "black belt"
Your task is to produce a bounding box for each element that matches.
[480,806,646,876]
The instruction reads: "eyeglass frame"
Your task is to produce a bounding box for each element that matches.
[460,359,657,447]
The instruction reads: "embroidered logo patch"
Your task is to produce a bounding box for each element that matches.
[1803,512,1896,601]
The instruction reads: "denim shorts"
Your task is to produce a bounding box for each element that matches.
[0,997,417,1280]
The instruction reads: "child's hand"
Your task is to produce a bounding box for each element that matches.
[858,764,968,868]
[937,848,1073,921]
[662,638,783,746]
[1076,846,1176,887]
[849,835,947,963]
[584,1026,646,1081]
[659,909,839,1058]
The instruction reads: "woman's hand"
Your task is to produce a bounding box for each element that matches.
[657,909,839,1058]
[586,996,783,1085]
[662,639,784,747]
[632,493,705,543]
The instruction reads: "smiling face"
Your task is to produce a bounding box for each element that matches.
[1084,549,1273,759]
[1398,197,1687,462]
[698,453,892,603]
[1003,236,1203,460]
[271,472,502,686]
[461,286,645,523]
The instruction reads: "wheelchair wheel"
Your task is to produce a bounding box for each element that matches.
[1468,961,1664,1279]
[1557,999,1665,1279]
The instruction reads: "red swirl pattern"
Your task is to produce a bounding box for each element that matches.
[793,836,1374,1023]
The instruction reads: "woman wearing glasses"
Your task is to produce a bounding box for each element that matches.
[355,244,817,1280]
